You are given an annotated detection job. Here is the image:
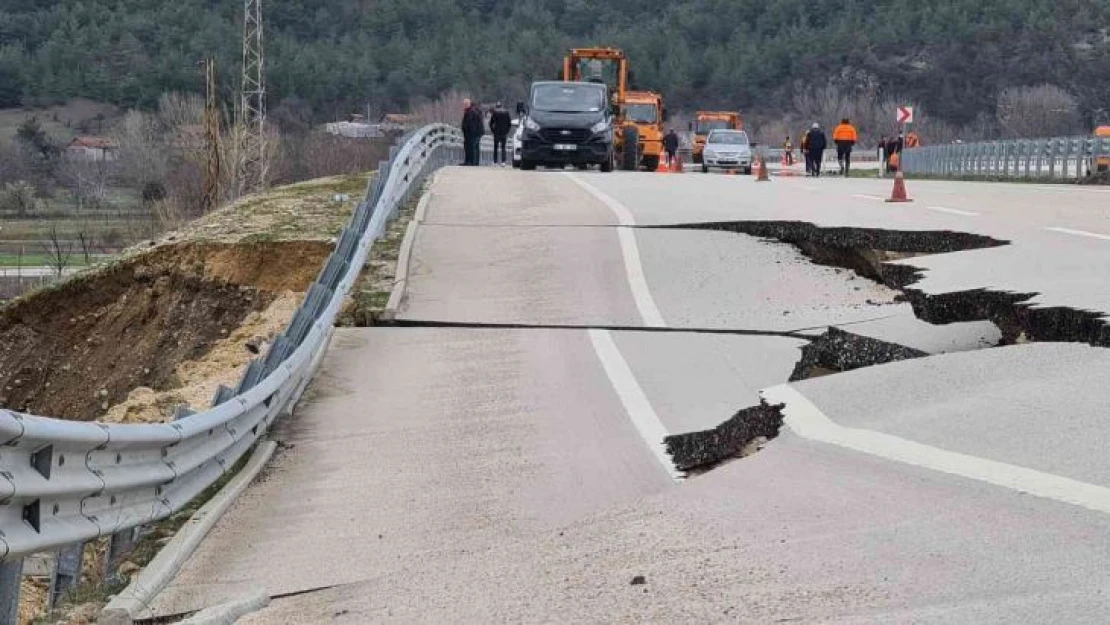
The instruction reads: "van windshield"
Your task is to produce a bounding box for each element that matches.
[531,84,606,113]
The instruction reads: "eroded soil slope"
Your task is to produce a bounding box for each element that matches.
[0,173,367,422]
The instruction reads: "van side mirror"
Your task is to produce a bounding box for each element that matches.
[516,102,526,115]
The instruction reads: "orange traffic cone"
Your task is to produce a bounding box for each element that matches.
[671,157,683,173]
[756,157,771,182]
[885,171,913,202]
[656,156,669,174]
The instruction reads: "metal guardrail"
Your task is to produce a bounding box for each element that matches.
[903,136,1110,180]
[0,124,464,571]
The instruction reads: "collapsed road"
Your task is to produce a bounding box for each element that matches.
[142,168,1110,623]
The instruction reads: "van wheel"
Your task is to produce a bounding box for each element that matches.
[600,151,614,172]
[521,160,536,171]
[621,126,639,171]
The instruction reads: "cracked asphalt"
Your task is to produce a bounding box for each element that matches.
[149,168,1110,623]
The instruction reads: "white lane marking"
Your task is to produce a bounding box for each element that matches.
[926,205,979,217]
[1045,226,1110,241]
[853,194,885,201]
[566,173,667,328]
[763,384,1110,516]
[588,329,682,480]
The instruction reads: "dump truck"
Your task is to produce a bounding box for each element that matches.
[562,47,666,171]
[691,111,742,164]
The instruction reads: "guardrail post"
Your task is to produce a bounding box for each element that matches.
[0,559,21,624]
[49,542,83,607]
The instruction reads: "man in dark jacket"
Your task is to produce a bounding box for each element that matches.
[662,128,679,167]
[804,123,827,177]
[461,99,484,166]
[488,102,512,166]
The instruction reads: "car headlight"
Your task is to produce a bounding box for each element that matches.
[524,118,541,131]
[590,121,609,134]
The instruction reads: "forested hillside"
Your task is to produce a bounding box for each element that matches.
[2,0,1110,127]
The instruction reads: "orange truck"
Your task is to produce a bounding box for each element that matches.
[562,47,666,171]
[691,111,742,164]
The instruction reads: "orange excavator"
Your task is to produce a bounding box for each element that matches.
[562,47,666,171]
[691,111,742,164]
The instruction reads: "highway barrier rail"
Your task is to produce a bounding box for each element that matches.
[902,136,1110,180]
[0,125,463,575]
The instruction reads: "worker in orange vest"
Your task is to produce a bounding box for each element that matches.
[832,118,859,176]
[905,131,921,148]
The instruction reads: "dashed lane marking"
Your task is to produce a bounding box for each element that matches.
[1045,227,1110,241]
[926,206,980,217]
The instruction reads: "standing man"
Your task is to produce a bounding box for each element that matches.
[783,135,794,166]
[805,123,827,177]
[488,102,512,167]
[663,128,679,168]
[800,130,811,175]
[461,99,484,166]
[832,118,858,176]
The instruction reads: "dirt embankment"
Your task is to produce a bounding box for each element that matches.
[0,173,366,423]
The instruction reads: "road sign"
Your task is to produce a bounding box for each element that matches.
[897,106,915,125]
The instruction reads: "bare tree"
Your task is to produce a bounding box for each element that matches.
[408,89,473,125]
[996,85,1083,139]
[112,110,168,192]
[41,224,73,277]
[0,180,38,216]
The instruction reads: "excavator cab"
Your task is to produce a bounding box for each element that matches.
[561,47,665,171]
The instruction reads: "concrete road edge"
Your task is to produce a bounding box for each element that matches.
[99,440,278,624]
[382,176,436,321]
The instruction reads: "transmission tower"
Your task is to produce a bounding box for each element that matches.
[237,0,267,195]
[201,58,221,213]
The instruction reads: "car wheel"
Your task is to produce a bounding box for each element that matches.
[743,166,753,175]
[521,160,536,171]
[641,155,659,172]
[600,151,614,173]
[621,126,639,171]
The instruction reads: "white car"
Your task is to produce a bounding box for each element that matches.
[511,119,523,168]
[701,129,753,174]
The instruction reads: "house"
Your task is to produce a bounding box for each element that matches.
[65,136,118,162]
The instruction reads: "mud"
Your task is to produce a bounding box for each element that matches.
[0,241,330,421]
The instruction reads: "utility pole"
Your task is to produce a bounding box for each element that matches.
[201,58,221,213]
[237,0,267,196]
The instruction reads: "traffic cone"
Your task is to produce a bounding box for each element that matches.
[756,156,771,182]
[656,156,669,174]
[885,171,913,202]
[671,157,683,173]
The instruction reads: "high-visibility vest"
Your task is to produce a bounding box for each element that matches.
[906,132,920,148]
